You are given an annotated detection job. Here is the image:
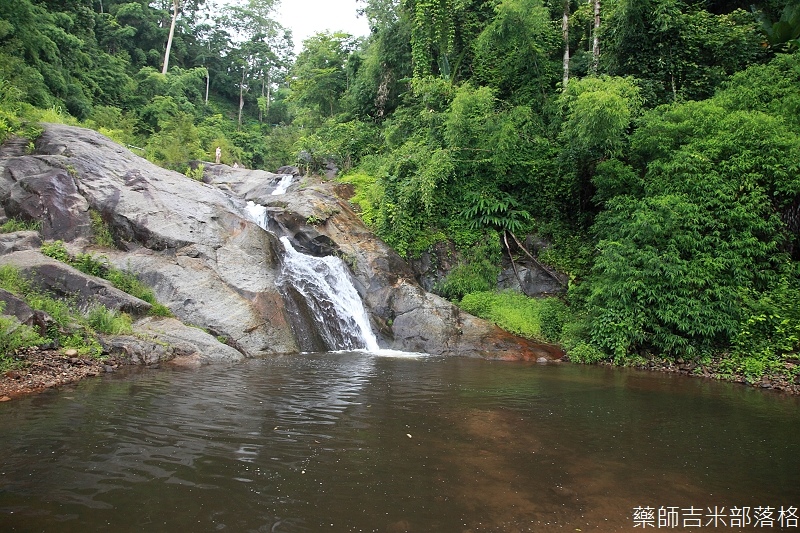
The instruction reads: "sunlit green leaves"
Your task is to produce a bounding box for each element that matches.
[558,75,642,160]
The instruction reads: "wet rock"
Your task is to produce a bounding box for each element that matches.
[1,124,563,361]
[202,167,564,360]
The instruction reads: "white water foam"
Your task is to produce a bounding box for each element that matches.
[271,174,294,195]
[244,201,269,230]
[279,237,381,352]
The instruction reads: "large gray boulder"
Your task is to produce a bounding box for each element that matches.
[0,230,41,255]
[0,250,152,315]
[102,317,244,366]
[0,124,298,356]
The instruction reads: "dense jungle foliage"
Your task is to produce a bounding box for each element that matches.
[1,0,799,382]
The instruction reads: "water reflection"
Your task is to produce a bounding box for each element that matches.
[0,354,798,532]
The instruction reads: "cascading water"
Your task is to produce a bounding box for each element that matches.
[277,236,380,352]
[271,174,294,195]
[243,200,380,352]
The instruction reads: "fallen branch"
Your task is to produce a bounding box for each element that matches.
[508,231,567,288]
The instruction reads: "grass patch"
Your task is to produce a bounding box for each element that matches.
[39,242,173,317]
[40,240,70,262]
[0,303,47,372]
[72,252,109,277]
[89,210,115,248]
[86,305,132,335]
[459,291,569,343]
[0,264,31,294]
[0,218,41,233]
[0,265,102,358]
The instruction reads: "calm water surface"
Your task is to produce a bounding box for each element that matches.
[0,353,798,532]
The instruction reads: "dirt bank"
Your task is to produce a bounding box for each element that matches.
[0,348,122,400]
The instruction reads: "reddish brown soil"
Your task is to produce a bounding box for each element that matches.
[0,348,120,401]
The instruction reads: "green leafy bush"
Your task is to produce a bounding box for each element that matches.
[89,210,115,248]
[185,163,205,181]
[40,240,70,263]
[435,235,501,300]
[566,342,606,364]
[72,253,109,278]
[539,298,569,343]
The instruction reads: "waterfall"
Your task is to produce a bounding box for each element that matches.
[277,237,380,352]
[243,200,380,353]
[244,201,269,229]
[271,174,294,195]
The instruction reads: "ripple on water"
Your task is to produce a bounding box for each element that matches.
[0,354,798,532]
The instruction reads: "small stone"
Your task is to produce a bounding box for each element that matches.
[69,357,80,364]
[537,357,548,363]
[64,349,79,357]
[0,396,11,402]
[102,365,115,373]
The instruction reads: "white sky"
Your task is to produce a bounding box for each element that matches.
[274,0,371,54]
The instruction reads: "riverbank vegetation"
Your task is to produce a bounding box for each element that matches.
[1,0,799,387]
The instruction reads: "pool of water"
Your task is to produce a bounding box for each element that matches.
[1,353,798,532]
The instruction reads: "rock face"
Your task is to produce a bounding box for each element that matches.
[0,250,153,315]
[104,317,244,366]
[205,165,563,360]
[0,124,297,357]
[0,124,563,361]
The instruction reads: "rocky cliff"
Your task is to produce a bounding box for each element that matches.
[0,123,562,363]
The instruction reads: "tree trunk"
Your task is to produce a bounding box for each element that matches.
[266,71,271,116]
[238,67,246,130]
[508,231,567,288]
[162,0,179,75]
[591,0,600,74]
[562,0,570,90]
[205,68,209,105]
